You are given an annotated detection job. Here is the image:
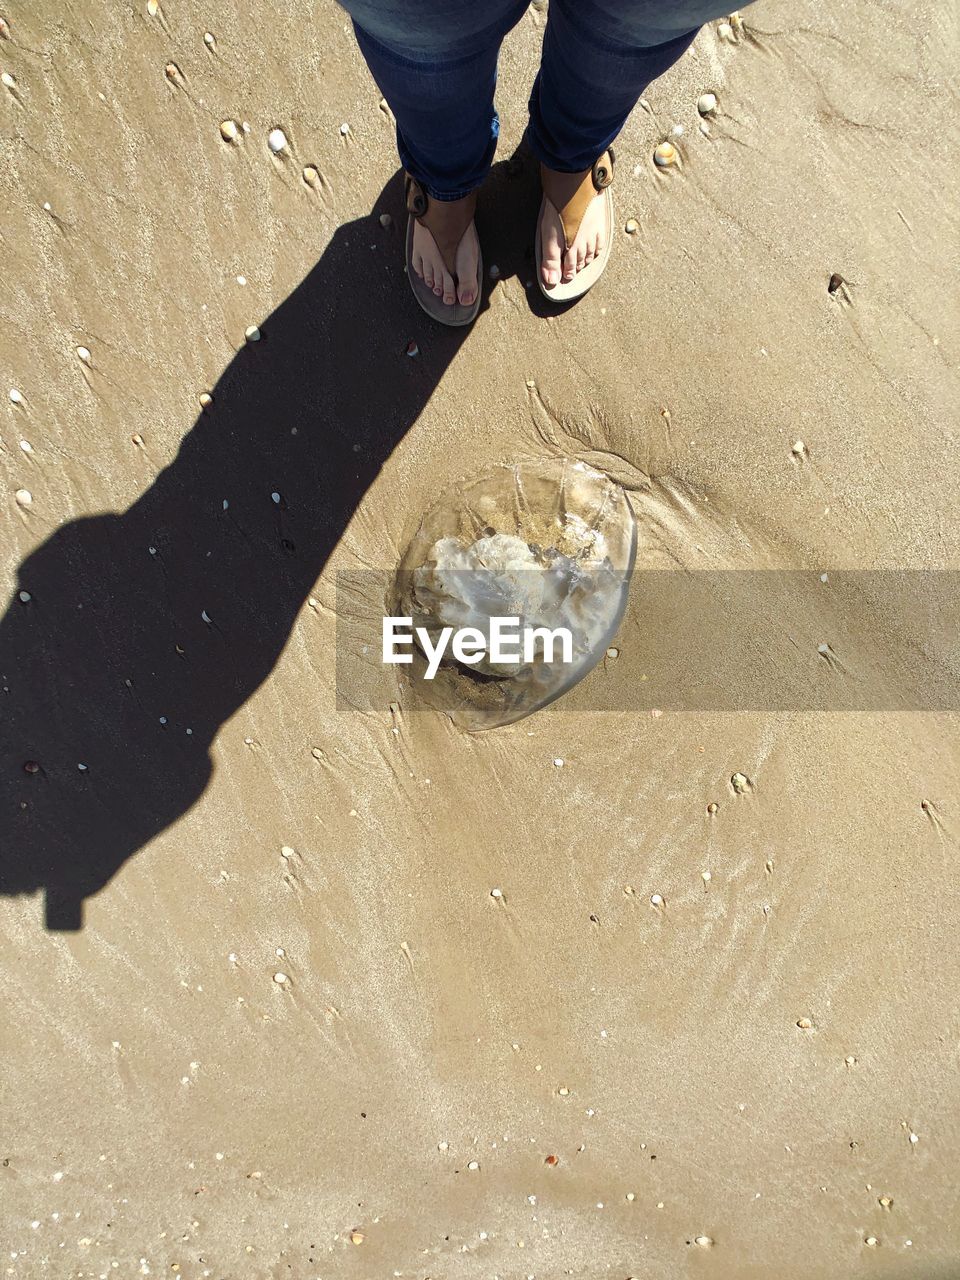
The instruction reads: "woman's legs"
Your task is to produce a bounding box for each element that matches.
[530,0,722,287]
[342,0,527,306]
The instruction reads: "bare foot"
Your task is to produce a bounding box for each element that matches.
[540,188,607,289]
[411,219,479,308]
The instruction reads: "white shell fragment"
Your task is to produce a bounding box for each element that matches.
[146,0,159,13]
[718,21,735,41]
[792,439,806,456]
[650,893,664,907]
[19,439,32,453]
[203,31,216,48]
[76,345,92,364]
[698,92,718,116]
[694,1236,714,1248]
[339,122,350,136]
[1,70,15,89]
[15,488,33,507]
[624,218,638,234]
[303,165,321,188]
[273,972,288,984]
[731,772,750,793]
[199,392,213,408]
[268,127,288,154]
[244,325,261,342]
[219,119,240,142]
[9,387,23,404]
[653,142,678,168]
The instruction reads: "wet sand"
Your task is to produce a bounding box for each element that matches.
[2,0,959,1275]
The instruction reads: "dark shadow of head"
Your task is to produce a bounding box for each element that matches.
[0,162,533,931]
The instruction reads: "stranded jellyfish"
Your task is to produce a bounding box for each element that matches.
[394,457,636,729]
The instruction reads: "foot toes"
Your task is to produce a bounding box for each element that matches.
[441,270,456,305]
[561,248,576,282]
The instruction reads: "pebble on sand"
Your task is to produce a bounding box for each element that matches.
[268,127,288,154]
[15,488,32,507]
[653,142,678,168]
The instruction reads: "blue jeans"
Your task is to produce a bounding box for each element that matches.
[338,0,736,200]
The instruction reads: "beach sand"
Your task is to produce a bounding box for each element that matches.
[2,0,959,1275]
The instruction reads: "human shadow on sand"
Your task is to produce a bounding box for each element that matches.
[0,157,540,931]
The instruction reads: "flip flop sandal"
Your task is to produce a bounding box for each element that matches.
[404,174,482,327]
[535,149,615,303]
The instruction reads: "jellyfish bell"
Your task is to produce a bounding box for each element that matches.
[393,457,636,729]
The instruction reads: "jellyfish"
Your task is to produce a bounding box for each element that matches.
[393,457,636,729]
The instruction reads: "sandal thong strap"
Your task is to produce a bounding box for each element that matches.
[405,174,477,279]
[540,148,615,252]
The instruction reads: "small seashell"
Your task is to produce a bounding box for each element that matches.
[792,439,806,456]
[699,122,711,137]
[241,121,251,134]
[406,340,419,357]
[273,971,288,984]
[339,122,350,136]
[349,1230,364,1245]
[650,893,664,908]
[1,70,15,89]
[624,218,638,235]
[244,325,261,342]
[164,62,181,82]
[606,647,619,658]
[271,491,281,504]
[9,387,23,403]
[731,772,749,793]
[131,433,144,447]
[653,142,677,168]
[796,1017,814,1031]
[879,1196,893,1209]
[199,392,213,408]
[467,1160,479,1170]
[694,1236,714,1248]
[698,93,718,116]
[302,165,321,188]
[18,590,31,603]
[488,263,500,279]
[76,346,92,364]
[78,762,88,771]
[544,1154,559,1166]
[844,1055,857,1066]
[24,760,41,774]
[19,439,32,453]
[707,801,719,814]
[203,31,216,48]
[15,488,32,507]
[268,127,288,154]
[729,10,744,32]
[490,887,503,899]
[0,17,10,38]
[437,1140,449,1151]
[146,0,159,13]
[553,757,564,768]
[718,21,735,41]
[702,870,712,884]
[378,213,392,229]
[864,1237,878,1247]
[219,119,240,142]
